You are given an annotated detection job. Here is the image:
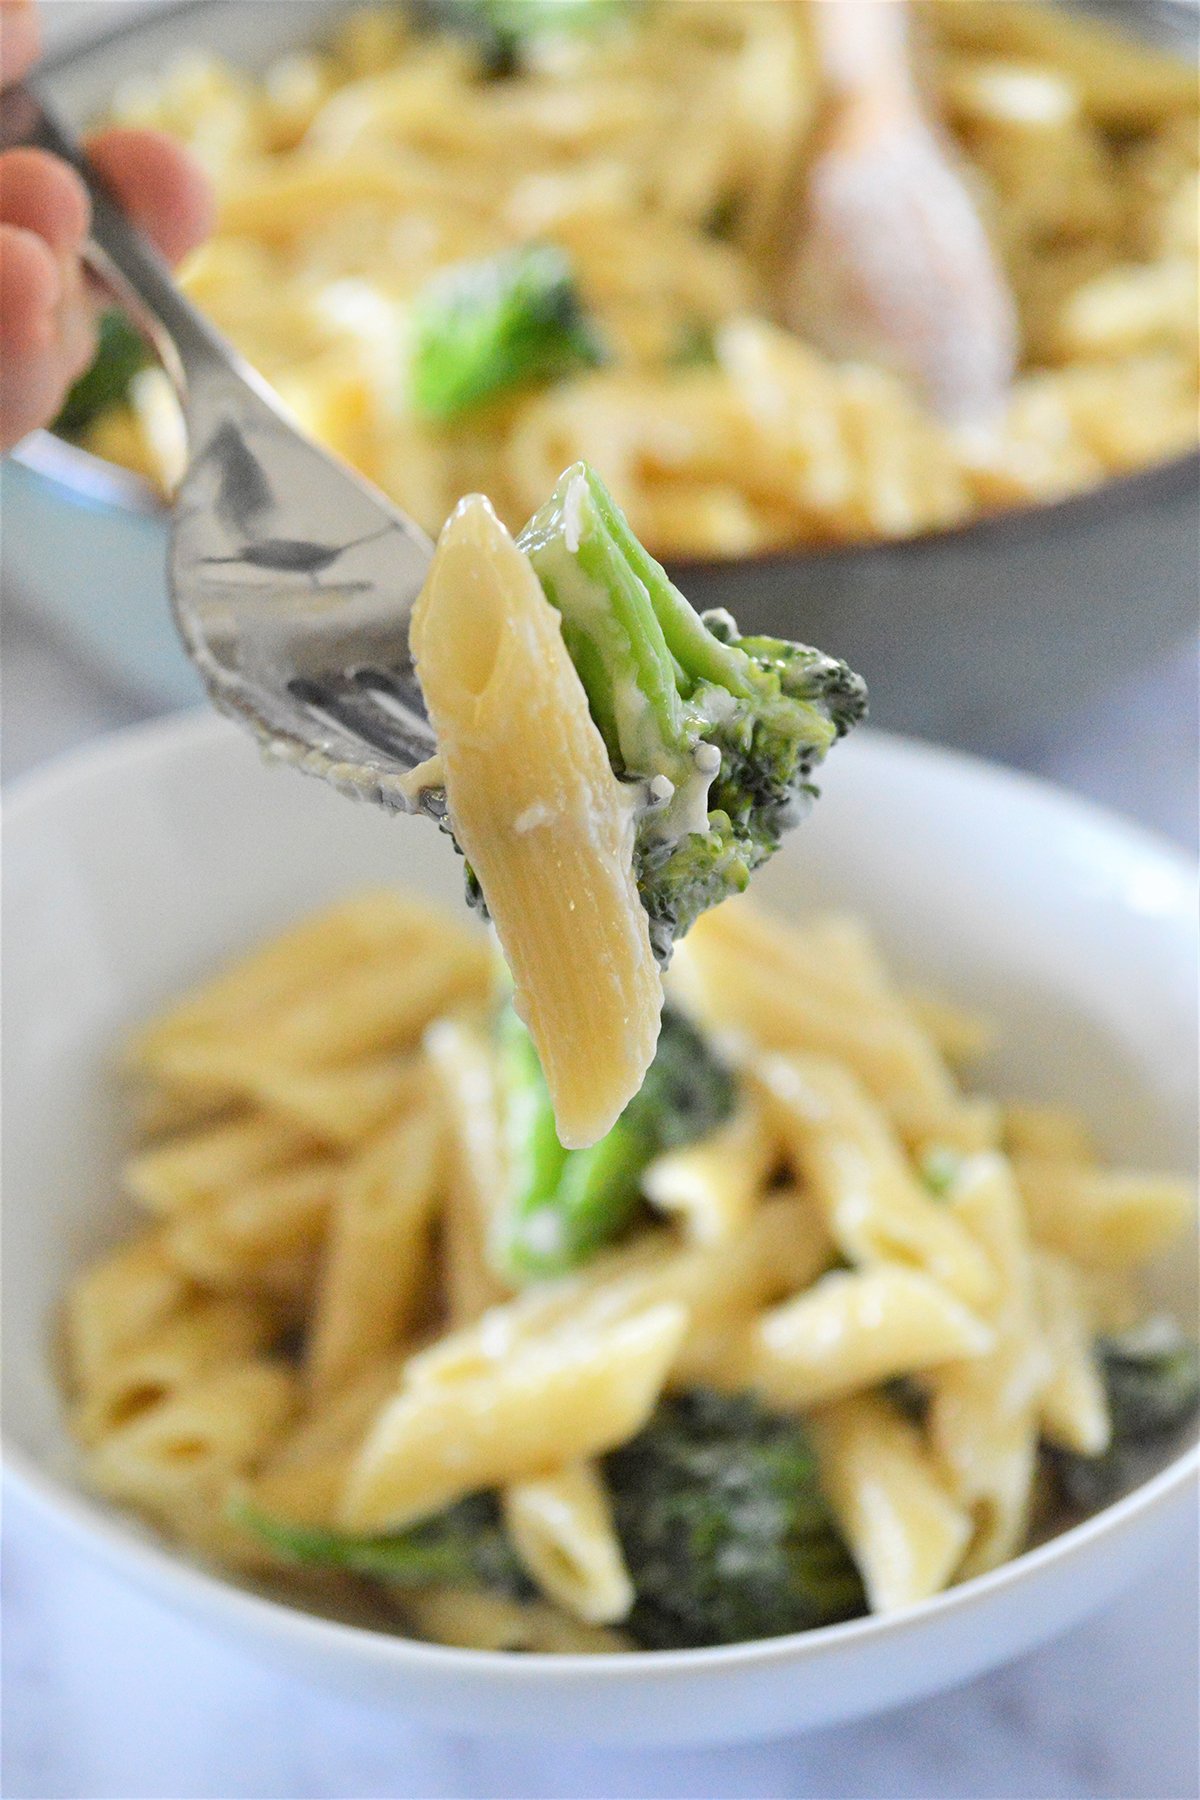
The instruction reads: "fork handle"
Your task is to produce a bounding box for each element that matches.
[0,83,228,397]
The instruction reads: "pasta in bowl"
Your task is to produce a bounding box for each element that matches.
[4,713,1196,1742]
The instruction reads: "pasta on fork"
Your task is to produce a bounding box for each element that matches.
[408,458,865,1144]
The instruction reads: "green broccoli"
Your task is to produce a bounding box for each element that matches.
[1049,1318,1200,1512]
[498,1004,735,1279]
[54,308,150,436]
[409,245,605,423]
[518,463,866,962]
[430,0,634,73]
[230,1492,529,1594]
[605,1389,865,1649]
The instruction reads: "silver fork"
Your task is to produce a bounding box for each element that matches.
[5,87,440,812]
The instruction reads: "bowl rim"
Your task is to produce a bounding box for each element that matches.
[4,707,1198,1675]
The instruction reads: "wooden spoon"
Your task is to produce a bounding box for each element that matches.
[786,0,1017,424]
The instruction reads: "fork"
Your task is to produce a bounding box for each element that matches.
[4,86,441,812]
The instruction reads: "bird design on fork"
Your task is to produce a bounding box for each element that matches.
[200,522,400,587]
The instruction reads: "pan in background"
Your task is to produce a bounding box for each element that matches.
[5,0,1198,752]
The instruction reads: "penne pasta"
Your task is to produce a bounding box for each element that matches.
[754,1053,995,1308]
[306,1106,446,1398]
[400,1585,633,1654]
[87,1361,298,1514]
[1033,1250,1111,1456]
[503,1462,634,1625]
[671,905,999,1151]
[163,1163,340,1286]
[410,494,661,1150]
[926,1155,1048,1577]
[63,874,1198,1656]
[642,1095,776,1246]
[749,1267,993,1412]
[73,1294,281,1447]
[811,1394,973,1613]
[123,1114,317,1215]
[424,1015,513,1323]
[1014,1157,1193,1269]
[341,1303,687,1531]
[64,1234,193,1393]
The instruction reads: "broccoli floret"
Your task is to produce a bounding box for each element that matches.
[231,1492,529,1594]
[605,1389,865,1649]
[409,246,604,422]
[498,1004,735,1279]
[1049,1318,1200,1512]
[518,463,866,963]
[54,308,149,436]
[431,0,633,73]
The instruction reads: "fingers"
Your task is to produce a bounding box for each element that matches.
[0,220,59,351]
[0,146,91,251]
[0,223,93,449]
[0,149,96,452]
[0,0,41,89]
[86,127,214,266]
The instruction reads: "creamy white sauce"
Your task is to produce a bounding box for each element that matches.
[562,470,588,554]
[513,801,555,834]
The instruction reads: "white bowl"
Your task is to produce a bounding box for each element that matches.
[3,712,1196,1747]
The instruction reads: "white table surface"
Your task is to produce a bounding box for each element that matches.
[4,8,1199,1789]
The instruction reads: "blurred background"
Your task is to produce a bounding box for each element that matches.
[2,2,1198,1796]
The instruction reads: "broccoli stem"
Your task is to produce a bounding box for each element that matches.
[520,466,690,782]
[499,1005,734,1280]
[498,1000,569,1224]
[516,463,865,963]
[230,1493,527,1593]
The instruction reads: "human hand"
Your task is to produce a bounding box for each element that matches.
[0,0,213,452]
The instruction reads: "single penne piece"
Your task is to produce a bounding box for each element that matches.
[1003,1103,1096,1165]
[73,1294,282,1447]
[404,1195,832,1393]
[123,1114,317,1215]
[306,1106,446,1399]
[87,1361,298,1514]
[147,943,491,1092]
[269,1356,406,1471]
[903,989,994,1065]
[1033,1250,1111,1456]
[748,1266,993,1412]
[410,492,662,1150]
[127,891,444,1062]
[642,1093,776,1246]
[233,1054,428,1150]
[810,1393,972,1613]
[1013,1157,1193,1268]
[163,1162,340,1286]
[926,1154,1048,1577]
[754,1053,995,1308]
[241,1455,354,1531]
[64,1233,194,1393]
[671,907,996,1149]
[340,1302,687,1531]
[424,1014,512,1323]
[502,1461,634,1624]
[400,1584,633,1654]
